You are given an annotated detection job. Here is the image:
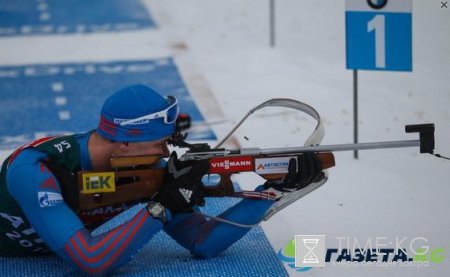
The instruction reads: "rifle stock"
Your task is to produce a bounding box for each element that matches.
[77,152,334,211]
[77,168,165,211]
[203,152,334,196]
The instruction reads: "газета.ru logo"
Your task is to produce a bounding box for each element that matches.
[278,236,444,272]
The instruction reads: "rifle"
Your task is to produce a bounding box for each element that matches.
[77,146,335,210]
[76,99,435,222]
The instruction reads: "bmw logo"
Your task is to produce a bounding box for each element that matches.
[367,0,388,9]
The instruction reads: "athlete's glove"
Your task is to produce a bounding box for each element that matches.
[263,153,324,193]
[152,152,209,215]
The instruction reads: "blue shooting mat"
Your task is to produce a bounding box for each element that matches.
[0,0,156,37]
[0,58,216,150]
[0,181,288,277]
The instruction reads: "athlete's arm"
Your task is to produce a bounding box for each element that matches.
[7,150,164,276]
[164,154,323,258]
[163,196,274,259]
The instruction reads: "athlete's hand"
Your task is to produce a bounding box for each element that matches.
[263,153,324,192]
[153,153,209,215]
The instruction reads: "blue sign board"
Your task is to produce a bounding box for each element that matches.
[346,0,412,71]
[0,58,216,150]
[0,0,156,37]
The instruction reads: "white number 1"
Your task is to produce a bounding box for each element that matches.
[367,14,386,68]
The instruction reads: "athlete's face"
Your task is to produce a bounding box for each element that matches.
[113,136,171,158]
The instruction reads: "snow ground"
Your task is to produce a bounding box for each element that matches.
[1,0,449,276]
[149,1,450,276]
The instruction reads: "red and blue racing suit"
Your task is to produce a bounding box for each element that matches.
[0,132,274,276]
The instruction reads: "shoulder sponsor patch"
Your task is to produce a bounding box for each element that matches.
[38,191,64,208]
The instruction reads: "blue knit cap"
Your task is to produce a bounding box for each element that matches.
[97,85,177,142]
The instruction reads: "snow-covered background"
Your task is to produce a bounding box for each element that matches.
[1,0,449,276]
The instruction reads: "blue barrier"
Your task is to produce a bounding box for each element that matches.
[0,0,156,36]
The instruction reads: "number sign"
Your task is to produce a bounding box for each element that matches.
[346,0,412,71]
